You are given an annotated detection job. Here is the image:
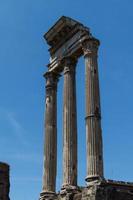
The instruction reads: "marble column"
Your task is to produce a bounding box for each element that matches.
[62,57,77,189]
[83,38,104,182]
[40,72,59,199]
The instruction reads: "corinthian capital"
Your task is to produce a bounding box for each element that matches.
[44,72,60,91]
[63,57,78,74]
[82,38,100,57]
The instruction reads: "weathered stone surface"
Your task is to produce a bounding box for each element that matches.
[62,57,77,189]
[40,72,60,198]
[40,191,58,200]
[81,180,133,200]
[39,16,133,200]
[0,162,10,200]
[44,16,91,73]
[83,38,104,182]
[60,186,81,200]
[59,180,133,200]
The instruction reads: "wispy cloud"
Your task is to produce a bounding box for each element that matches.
[3,152,42,164]
[0,107,29,146]
[7,112,25,140]
[12,177,42,182]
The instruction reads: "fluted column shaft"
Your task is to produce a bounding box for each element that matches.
[83,39,104,182]
[62,58,77,188]
[42,72,59,194]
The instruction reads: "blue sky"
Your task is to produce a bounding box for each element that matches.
[0,0,133,199]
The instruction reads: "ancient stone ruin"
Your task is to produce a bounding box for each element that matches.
[38,16,133,200]
[0,162,10,200]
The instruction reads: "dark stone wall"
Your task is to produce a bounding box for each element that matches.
[69,180,133,200]
[0,162,10,200]
[82,180,133,200]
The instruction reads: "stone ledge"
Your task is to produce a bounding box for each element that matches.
[58,179,133,200]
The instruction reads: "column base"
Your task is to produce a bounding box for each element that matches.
[61,184,77,192]
[85,175,104,184]
[60,185,81,200]
[39,191,57,200]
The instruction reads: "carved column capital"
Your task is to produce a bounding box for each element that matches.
[82,38,100,57]
[63,57,78,74]
[44,72,60,91]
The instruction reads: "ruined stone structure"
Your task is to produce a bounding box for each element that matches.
[39,16,133,200]
[0,162,10,200]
